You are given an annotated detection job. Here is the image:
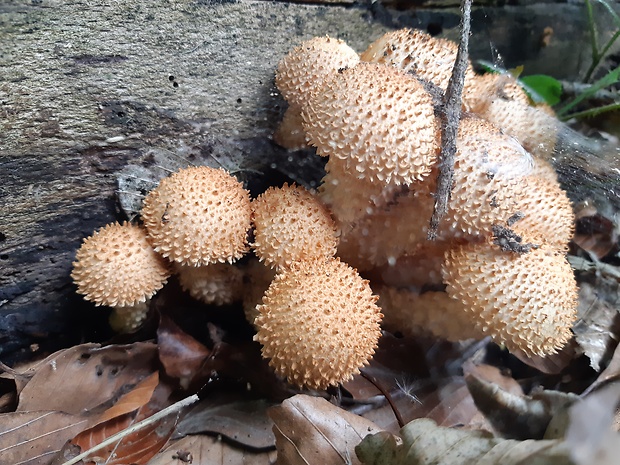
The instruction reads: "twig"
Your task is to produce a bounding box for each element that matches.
[359,370,404,428]
[58,394,199,465]
[428,0,472,240]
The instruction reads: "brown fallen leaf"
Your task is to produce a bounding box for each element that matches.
[584,341,620,396]
[146,434,277,465]
[157,315,211,390]
[17,342,159,414]
[65,377,176,465]
[465,374,580,440]
[175,395,276,450]
[94,372,159,425]
[0,411,91,465]
[357,375,489,434]
[573,281,620,371]
[269,394,383,465]
[565,384,620,465]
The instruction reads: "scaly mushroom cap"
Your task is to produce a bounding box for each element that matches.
[319,156,403,224]
[442,239,578,356]
[302,62,439,185]
[254,258,383,389]
[360,28,477,92]
[377,287,483,341]
[275,36,360,108]
[251,183,338,269]
[141,166,252,266]
[465,73,559,158]
[273,104,308,150]
[511,174,574,247]
[176,263,244,306]
[437,117,534,240]
[72,222,171,307]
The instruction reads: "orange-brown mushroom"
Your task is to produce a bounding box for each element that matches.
[176,263,244,306]
[71,222,171,333]
[71,222,170,308]
[361,28,477,94]
[254,257,382,389]
[302,62,439,185]
[141,166,252,266]
[251,183,338,269]
[442,238,578,356]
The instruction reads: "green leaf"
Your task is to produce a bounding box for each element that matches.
[519,75,563,106]
[558,66,620,116]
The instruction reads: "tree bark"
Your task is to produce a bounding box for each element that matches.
[0,0,613,361]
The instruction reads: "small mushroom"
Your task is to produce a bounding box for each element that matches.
[71,222,170,308]
[254,257,383,390]
[71,222,171,332]
[377,287,483,342]
[176,263,244,306]
[465,73,559,158]
[436,116,534,240]
[251,183,338,269]
[274,36,360,150]
[276,35,359,108]
[141,166,252,266]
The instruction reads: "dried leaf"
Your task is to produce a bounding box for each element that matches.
[69,381,176,465]
[585,341,620,395]
[17,342,158,414]
[566,384,620,465]
[0,411,90,465]
[157,315,211,389]
[356,418,574,465]
[146,434,277,465]
[269,394,382,465]
[176,396,276,449]
[573,282,620,371]
[465,374,579,439]
[510,339,577,374]
[95,372,159,425]
[72,411,176,465]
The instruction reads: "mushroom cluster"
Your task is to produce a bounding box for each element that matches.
[273,29,577,357]
[72,28,579,391]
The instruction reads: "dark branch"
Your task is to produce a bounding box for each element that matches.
[428,0,472,240]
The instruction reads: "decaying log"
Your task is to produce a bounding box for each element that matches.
[0,0,614,362]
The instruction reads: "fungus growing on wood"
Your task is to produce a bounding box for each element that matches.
[274,36,360,150]
[436,116,534,240]
[275,36,359,108]
[72,222,170,308]
[302,62,439,185]
[141,166,252,266]
[176,263,244,306]
[254,258,383,389]
[251,183,338,269]
[442,239,578,356]
[360,28,477,93]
